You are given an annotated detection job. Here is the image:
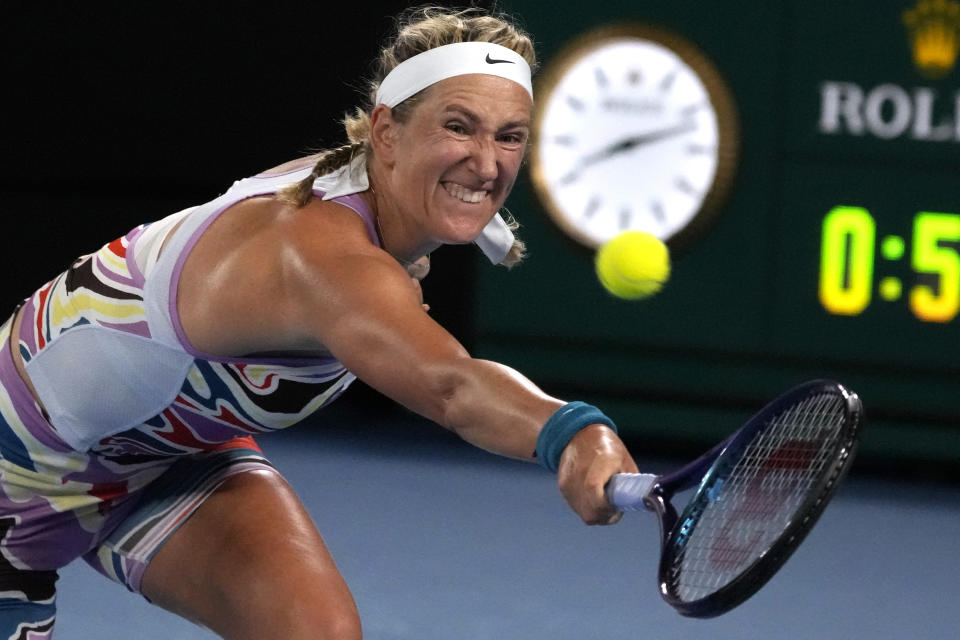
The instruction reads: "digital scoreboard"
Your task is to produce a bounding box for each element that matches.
[820,208,960,323]
[472,0,960,468]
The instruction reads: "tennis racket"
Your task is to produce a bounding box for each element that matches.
[606,379,861,618]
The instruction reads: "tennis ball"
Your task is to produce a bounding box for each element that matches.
[595,231,671,300]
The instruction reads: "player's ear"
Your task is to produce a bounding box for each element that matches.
[369,104,399,167]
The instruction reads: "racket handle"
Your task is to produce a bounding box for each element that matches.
[606,473,658,512]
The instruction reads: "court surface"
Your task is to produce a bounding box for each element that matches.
[55,402,959,639]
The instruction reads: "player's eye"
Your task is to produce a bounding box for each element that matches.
[498,130,528,145]
[445,121,469,135]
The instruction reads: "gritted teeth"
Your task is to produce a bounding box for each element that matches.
[442,182,489,204]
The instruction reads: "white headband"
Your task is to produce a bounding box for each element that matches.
[375,42,533,107]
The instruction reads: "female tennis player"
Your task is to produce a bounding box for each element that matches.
[0,6,637,638]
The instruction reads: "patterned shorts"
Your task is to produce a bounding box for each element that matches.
[0,442,275,638]
[0,317,277,638]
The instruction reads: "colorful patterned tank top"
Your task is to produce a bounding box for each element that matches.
[15,163,379,459]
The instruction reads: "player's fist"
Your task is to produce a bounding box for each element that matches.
[557,425,638,525]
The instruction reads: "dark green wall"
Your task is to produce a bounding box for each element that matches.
[3,2,955,477]
[474,1,960,473]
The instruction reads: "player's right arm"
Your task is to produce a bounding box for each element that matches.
[286,200,566,462]
[177,196,637,522]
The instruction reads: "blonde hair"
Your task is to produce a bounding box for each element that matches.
[279,5,536,267]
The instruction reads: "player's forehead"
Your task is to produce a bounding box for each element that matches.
[417,75,532,127]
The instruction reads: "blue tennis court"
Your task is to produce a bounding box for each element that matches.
[54,403,960,640]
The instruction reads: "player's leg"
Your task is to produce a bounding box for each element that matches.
[86,443,361,640]
[143,470,361,640]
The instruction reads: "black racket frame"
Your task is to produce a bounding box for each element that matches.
[643,379,862,618]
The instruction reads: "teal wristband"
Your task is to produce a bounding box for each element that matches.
[535,402,617,472]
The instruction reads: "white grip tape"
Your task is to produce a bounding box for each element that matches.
[606,473,658,512]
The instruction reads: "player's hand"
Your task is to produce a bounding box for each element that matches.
[556,424,639,525]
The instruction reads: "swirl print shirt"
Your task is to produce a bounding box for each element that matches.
[14,162,379,468]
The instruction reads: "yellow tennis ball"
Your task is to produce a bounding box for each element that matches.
[595,231,671,300]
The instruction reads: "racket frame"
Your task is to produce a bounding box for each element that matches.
[659,379,861,617]
[609,379,862,618]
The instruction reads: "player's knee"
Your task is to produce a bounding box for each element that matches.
[304,608,362,640]
[241,592,362,640]
[224,564,362,640]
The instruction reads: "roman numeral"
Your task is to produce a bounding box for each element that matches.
[594,67,609,89]
[659,68,678,92]
[675,177,699,197]
[686,143,716,155]
[583,196,601,219]
[650,200,666,224]
[680,102,707,118]
[566,95,586,112]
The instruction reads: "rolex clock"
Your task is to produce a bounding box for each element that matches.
[529,24,740,249]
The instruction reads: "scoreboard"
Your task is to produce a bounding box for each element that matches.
[472,0,960,467]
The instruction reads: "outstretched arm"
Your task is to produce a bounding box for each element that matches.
[177,197,638,523]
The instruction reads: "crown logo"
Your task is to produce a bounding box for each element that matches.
[903,0,960,79]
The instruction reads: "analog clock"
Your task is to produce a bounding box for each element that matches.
[529,24,740,249]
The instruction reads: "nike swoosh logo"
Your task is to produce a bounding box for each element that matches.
[485,53,515,65]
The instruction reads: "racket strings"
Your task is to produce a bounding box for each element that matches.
[669,392,848,602]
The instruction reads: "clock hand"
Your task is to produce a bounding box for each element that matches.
[559,120,698,185]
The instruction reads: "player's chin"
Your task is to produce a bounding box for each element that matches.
[440,209,498,244]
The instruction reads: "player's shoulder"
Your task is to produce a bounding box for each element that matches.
[280,196,378,254]
[272,198,416,320]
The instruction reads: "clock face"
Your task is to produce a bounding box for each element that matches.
[529,25,739,249]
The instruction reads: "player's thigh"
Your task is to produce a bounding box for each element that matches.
[141,470,360,640]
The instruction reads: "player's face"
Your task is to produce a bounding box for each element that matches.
[386,74,531,246]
